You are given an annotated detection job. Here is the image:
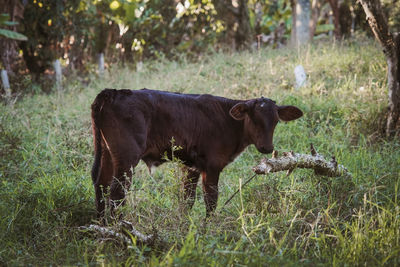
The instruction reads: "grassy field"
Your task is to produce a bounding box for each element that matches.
[1,39,399,266]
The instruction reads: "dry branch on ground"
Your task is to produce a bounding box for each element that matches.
[79,220,155,245]
[253,144,351,178]
[224,144,351,208]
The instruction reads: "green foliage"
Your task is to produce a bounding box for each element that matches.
[383,0,400,32]
[20,0,97,75]
[16,0,224,77]
[13,0,397,81]
[97,0,223,60]
[0,13,27,41]
[315,23,334,34]
[249,0,292,36]
[0,28,27,41]
[0,40,399,265]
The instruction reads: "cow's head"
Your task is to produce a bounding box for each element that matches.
[229,97,303,154]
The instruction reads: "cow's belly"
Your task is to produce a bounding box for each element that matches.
[141,145,206,171]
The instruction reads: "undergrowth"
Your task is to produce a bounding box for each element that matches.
[0,39,399,266]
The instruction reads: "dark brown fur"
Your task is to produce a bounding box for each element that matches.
[91,88,303,219]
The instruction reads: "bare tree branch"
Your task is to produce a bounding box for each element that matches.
[79,220,156,245]
[224,144,351,208]
[253,144,352,178]
[358,0,395,56]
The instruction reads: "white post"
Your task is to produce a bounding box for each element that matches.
[294,65,307,88]
[136,61,143,72]
[53,59,62,91]
[98,53,105,76]
[1,70,11,97]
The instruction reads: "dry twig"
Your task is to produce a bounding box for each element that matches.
[253,144,351,178]
[223,144,351,208]
[79,220,155,245]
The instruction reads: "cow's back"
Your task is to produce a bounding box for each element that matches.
[142,90,235,141]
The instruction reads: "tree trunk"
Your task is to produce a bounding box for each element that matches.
[290,0,296,46]
[236,0,252,49]
[292,0,311,46]
[339,2,352,38]
[0,39,18,75]
[212,0,252,50]
[309,0,321,41]
[359,0,400,137]
[327,0,342,40]
[0,0,24,75]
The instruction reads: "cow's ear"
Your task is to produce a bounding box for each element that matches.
[278,105,303,121]
[230,103,249,120]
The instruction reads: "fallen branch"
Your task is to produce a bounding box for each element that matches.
[253,144,351,178]
[79,220,155,245]
[223,144,351,208]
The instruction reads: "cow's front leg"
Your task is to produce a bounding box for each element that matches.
[182,167,200,210]
[201,168,221,216]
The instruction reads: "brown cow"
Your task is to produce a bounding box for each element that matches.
[91,88,303,219]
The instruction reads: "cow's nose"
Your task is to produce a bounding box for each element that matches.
[259,146,274,154]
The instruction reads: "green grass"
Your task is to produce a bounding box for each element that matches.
[1,38,399,266]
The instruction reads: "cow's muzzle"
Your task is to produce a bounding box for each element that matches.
[257,146,274,154]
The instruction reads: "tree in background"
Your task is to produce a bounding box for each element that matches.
[67,1,99,71]
[327,0,341,39]
[249,0,292,47]
[309,0,322,40]
[3,0,400,105]
[290,0,310,46]
[212,0,252,49]
[0,0,26,75]
[338,0,352,38]
[359,0,400,136]
[19,0,95,79]
[101,0,223,63]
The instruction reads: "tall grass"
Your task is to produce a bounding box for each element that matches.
[0,39,399,265]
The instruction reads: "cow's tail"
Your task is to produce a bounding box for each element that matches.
[91,89,116,185]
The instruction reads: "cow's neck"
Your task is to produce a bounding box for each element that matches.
[225,99,253,156]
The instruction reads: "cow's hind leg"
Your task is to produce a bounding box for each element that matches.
[101,113,147,220]
[109,145,142,219]
[94,147,113,222]
[182,167,200,210]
